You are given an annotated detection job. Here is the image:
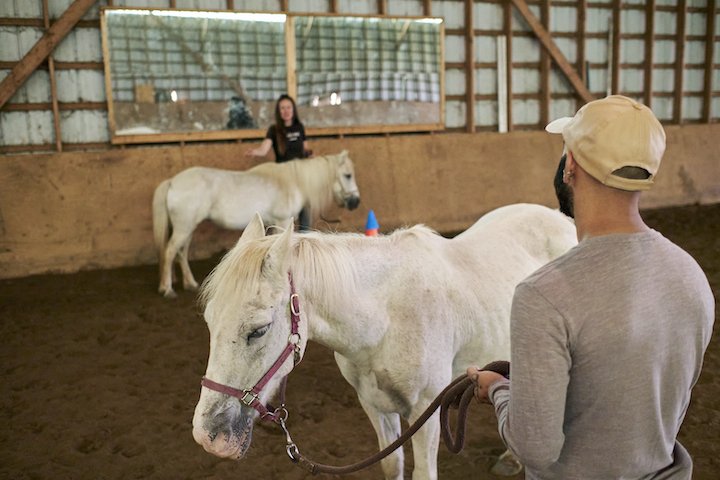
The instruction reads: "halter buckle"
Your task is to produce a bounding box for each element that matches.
[240,389,259,407]
[290,293,301,316]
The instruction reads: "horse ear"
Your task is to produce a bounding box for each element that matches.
[262,219,293,279]
[237,213,265,245]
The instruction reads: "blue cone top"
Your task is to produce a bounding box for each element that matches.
[365,209,379,230]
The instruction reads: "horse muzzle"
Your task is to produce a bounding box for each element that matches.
[192,406,254,460]
[344,194,360,211]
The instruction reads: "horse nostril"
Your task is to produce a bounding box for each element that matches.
[346,196,360,210]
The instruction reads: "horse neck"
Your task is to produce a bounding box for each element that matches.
[291,156,334,214]
[291,235,392,356]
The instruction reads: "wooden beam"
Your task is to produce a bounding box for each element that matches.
[510,0,594,103]
[43,0,62,152]
[0,0,98,110]
[702,0,716,122]
[423,0,431,16]
[279,0,288,11]
[577,0,587,111]
[377,0,387,15]
[673,0,687,123]
[504,0,514,131]
[644,0,655,107]
[611,0,621,94]
[540,0,550,126]
[464,0,475,132]
[330,0,338,13]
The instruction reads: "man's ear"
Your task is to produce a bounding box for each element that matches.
[565,150,577,171]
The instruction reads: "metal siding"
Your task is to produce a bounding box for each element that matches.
[337,0,375,15]
[53,28,103,62]
[445,69,465,95]
[474,68,496,94]
[512,36,540,62]
[60,110,110,143]
[555,37,576,63]
[289,0,330,12]
[654,40,676,62]
[432,1,463,29]
[622,9,645,34]
[652,68,675,92]
[387,0,425,16]
[445,35,465,62]
[652,97,673,120]
[176,0,227,9]
[512,68,539,94]
[511,98,539,125]
[684,68,705,92]
[621,39,645,63]
[685,40,706,63]
[56,70,106,102]
[0,0,43,17]
[587,8,611,33]
[475,100,497,126]
[549,98,575,120]
[444,99,465,128]
[682,96,703,120]
[550,6,576,33]
[620,68,643,91]
[655,11,676,35]
[550,70,573,93]
[474,36,496,63]
[474,3,502,30]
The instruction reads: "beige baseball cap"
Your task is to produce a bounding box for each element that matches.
[545,95,666,191]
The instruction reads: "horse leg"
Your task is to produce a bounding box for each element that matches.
[334,353,404,479]
[158,242,176,298]
[356,397,405,480]
[160,231,191,298]
[178,237,198,291]
[407,407,441,480]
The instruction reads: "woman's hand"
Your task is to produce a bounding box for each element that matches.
[466,366,506,404]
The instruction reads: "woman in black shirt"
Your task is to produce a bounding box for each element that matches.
[246,94,311,162]
[246,94,313,229]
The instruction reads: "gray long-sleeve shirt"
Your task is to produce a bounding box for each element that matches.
[489,230,714,479]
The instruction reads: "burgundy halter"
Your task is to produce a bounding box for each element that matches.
[200,272,302,423]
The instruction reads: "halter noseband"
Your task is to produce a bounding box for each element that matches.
[200,272,302,423]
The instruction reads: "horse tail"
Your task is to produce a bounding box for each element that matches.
[152,179,171,268]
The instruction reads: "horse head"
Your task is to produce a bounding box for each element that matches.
[192,214,308,460]
[332,150,361,210]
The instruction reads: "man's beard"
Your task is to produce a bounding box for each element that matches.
[554,154,574,218]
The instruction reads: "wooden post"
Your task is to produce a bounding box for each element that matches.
[0,0,98,109]
[464,0,475,132]
[644,0,655,108]
[43,0,62,152]
[503,0,514,131]
[540,0,550,127]
[673,0,687,123]
[702,0,716,122]
[611,0,621,94]
[577,0,587,110]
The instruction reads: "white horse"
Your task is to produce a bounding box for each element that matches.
[192,203,577,479]
[152,150,360,298]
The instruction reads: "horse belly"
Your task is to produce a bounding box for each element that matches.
[210,183,287,230]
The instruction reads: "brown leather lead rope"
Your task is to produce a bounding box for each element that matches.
[279,361,510,476]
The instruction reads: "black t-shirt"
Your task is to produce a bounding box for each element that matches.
[266,123,306,162]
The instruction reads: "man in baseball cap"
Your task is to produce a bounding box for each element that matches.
[468,95,714,479]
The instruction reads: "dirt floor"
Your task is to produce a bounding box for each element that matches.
[1,203,718,480]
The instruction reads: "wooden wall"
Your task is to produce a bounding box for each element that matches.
[1,124,718,280]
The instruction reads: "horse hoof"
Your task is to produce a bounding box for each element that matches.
[490,452,523,476]
[162,289,177,299]
[184,281,199,291]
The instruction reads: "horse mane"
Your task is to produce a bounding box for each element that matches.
[200,224,440,314]
[251,154,339,219]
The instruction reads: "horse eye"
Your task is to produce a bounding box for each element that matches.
[344,173,352,180]
[248,324,271,340]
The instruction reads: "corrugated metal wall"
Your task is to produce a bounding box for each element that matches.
[1,0,718,151]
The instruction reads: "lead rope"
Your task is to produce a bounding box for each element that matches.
[276,374,474,475]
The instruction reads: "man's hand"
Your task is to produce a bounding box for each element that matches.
[467,366,507,404]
